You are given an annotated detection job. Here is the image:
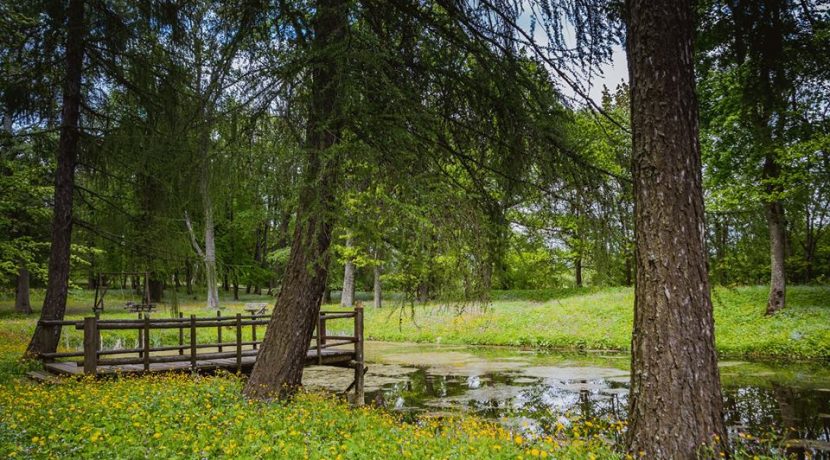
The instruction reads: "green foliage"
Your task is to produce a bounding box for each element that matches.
[0,135,53,287]
[697,0,830,286]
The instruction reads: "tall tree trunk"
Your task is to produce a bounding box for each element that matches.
[3,109,11,133]
[244,0,346,400]
[574,256,583,288]
[15,265,32,314]
[416,281,429,303]
[202,175,220,309]
[185,260,193,295]
[233,273,240,301]
[765,156,787,315]
[257,221,268,295]
[341,238,355,307]
[26,0,84,357]
[148,278,163,303]
[373,263,382,308]
[625,0,726,457]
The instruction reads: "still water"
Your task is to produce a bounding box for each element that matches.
[303,342,830,457]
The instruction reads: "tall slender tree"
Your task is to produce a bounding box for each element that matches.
[26,0,85,357]
[625,0,726,457]
[244,0,347,400]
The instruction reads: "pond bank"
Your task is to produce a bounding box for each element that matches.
[345,285,830,361]
[303,341,830,457]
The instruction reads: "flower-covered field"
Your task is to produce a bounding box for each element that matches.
[0,373,621,459]
[0,321,623,459]
[0,305,799,459]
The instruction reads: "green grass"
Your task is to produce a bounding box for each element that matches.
[354,285,830,360]
[3,373,595,459]
[3,285,829,360]
[0,287,810,458]
[0,313,617,460]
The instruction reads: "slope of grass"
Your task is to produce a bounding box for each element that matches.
[356,286,830,360]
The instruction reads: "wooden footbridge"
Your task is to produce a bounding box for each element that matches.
[35,307,365,400]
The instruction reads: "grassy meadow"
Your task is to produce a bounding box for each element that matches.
[0,291,618,460]
[0,286,820,458]
[1,284,829,360]
[356,285,830,360]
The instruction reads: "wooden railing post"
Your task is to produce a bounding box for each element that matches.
[217,310,223,353]
[137,312,143,358]
[83,317,99,376]
[251,316,258,350]
[190,315,197,372]
[316,314,325,365]
[354,306,364,406]
[235,313,242,372]
[178,312,184,355]
[143,316,151,371]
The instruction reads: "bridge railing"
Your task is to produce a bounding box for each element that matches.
[38,307,364,376]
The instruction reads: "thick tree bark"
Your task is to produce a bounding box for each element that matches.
[26,0,84,357]
[625,0,727,457]
[574,256,583,288]
[15,265,32,314]
[244,0,346,400]
[373,263,382,308]
[341,239,356,307]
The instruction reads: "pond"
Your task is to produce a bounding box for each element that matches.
[303,342,830,458]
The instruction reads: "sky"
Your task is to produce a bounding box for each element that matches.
[583,45,628,104]
[514,5,628,107]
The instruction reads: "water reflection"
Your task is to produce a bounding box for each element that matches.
[359,343,830,457]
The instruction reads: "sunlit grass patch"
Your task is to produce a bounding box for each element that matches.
[0,372,619,459]
[352,285,830,360]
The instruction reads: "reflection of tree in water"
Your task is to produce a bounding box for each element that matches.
[723,386,780,431]
[721,383,830,458]
[369,363,830,454]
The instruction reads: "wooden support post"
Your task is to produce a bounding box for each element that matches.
[83,317,99,376]
[316,314,324,365]
[143,316,150,371]
[190,314,197,372]
[143,271,151,306]
[235,313,242,372]
[137,311,143,358]
[217,310,223,353]
[354,306,364,406]
[251,318,257,350]
[178,312,184,355]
